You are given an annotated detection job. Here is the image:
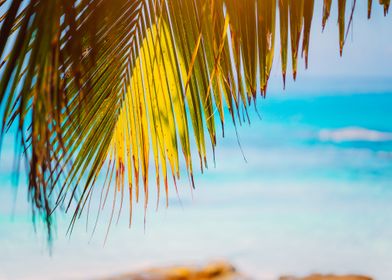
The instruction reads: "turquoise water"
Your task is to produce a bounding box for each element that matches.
[1,92,392,280]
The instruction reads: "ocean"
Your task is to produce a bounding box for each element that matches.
[1,90,392,280]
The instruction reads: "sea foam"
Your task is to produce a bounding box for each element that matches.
[319,127,392,142]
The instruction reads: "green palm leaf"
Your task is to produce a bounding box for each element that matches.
[0,0,389,239]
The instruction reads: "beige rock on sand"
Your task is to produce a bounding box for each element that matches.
[104,262,373,280]
[279,274,372,280]
[105,261,247,280]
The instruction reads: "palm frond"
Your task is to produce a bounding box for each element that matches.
[0,0,389,239]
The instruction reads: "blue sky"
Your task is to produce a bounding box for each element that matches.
[267,1,392,95]
[291,1,392,78]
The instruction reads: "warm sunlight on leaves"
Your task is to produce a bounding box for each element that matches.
[0,0,390,238]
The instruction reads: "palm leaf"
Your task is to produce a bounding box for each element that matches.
[0,0,389,239]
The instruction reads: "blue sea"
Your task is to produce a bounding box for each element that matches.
[1,87,392,279]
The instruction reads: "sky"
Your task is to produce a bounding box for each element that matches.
[267,1,392,95]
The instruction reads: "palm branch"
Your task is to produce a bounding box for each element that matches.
[0,0,389,239]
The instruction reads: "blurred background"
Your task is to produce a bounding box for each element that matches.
[1,2,392,280]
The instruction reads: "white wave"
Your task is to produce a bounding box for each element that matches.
[319,127,392,142]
